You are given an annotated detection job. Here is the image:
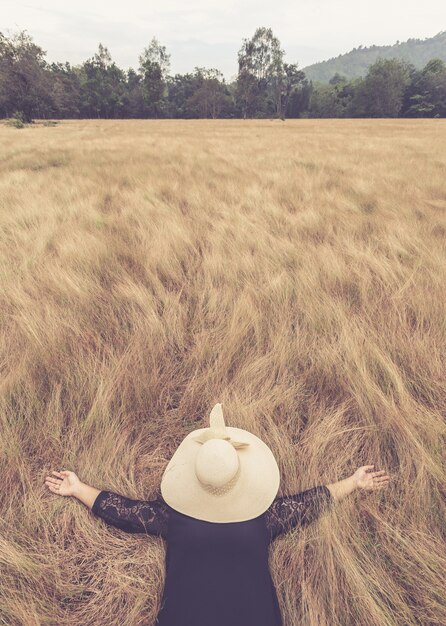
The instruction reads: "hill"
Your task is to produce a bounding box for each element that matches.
[303,30,446,82]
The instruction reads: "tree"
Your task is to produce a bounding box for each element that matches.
[138,37,171,117]
[165,73,197,118]
[123,68,144,118]
[139,37,171,79]
[280,63,307,118]
[0,29,53,121]
[79,44,127,118]
[351,58,413,117]
[308,82,347,117]
[185,68,232,118]
[402,58,446,117]
[235,68,260,119]
[47,61,81,118]
[236,27,284,118]
[286,77,312,117]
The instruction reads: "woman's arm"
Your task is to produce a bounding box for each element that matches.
[326,465,391,502]
[326,475,357,502]
[45,470,100,508]
[45,469,170,537]
[73,481,101,509]
[265,465,391,542]
[264,485,334,541]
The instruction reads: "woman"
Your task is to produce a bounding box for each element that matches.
[45,403,390,626]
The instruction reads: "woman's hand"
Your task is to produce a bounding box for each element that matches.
[352,465,391,491]
[45,470,81,497]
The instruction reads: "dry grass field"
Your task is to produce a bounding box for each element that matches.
[1,118,445,626]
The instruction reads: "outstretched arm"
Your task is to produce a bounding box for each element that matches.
[75,480,101,509]
[45,469,99,508]
[89,490,170,537]
[326,465,391,502]
[265,485,334,541]
[264,465,391,542]
[45,469,170,538]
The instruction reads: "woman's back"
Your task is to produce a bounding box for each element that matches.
[92,485,334,626]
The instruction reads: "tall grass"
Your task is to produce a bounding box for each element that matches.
[0,118,445,626]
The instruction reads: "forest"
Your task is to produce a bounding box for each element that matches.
[1,27,446,122]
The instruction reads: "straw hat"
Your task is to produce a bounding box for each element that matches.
[160,403,281,523]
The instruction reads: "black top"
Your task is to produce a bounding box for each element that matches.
[91,485,334,626]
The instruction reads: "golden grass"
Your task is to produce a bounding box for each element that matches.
[0,118,445,626]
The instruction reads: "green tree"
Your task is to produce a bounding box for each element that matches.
[279,63,308,118]
[235,68,260,118]
[0,29,53,121]
[123,68,144,118]
[308,82,346,117]
[286,77,312,117]
[138,37,171,117]
[236,27,284,118]
[165,73,197,118]
[402,58,446,117]
[139,37,171,80]
[351,58,413,117]
[185,68,232,118]
[47,61,81,118]
[79,43,126,118]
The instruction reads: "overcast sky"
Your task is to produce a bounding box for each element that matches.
[2,1,445,80]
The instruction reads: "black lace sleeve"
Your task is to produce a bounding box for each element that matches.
[264,485,334,542]
[91,491,170,539]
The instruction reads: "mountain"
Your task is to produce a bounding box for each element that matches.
[302,31,446,83]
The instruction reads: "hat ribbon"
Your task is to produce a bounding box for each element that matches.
[192,403,250,449]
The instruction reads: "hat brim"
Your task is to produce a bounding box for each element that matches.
[160,426,281,523]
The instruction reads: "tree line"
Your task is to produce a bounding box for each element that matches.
[1,27,445,122]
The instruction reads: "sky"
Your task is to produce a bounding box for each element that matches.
[2,1,445,81]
